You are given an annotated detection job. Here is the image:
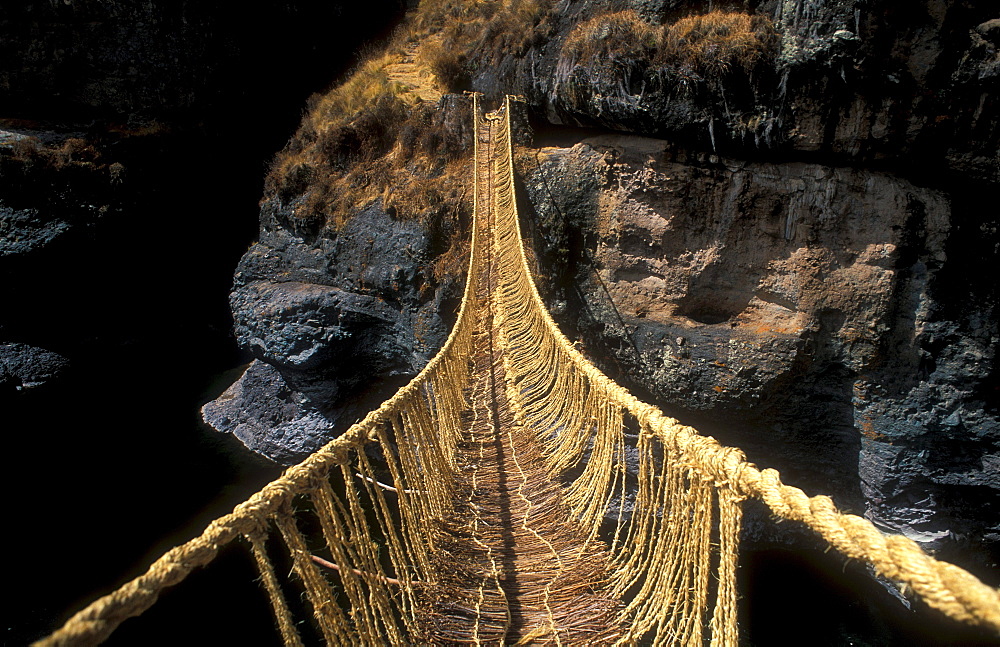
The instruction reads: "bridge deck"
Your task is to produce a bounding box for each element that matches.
[38,95,1000,647]
[414,115,623,644]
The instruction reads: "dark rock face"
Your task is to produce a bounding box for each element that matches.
[233,281,411,375]
[0,1,407,124]
[205,0,997,586]
[854,194,1000,561]
[0,130,124,388]
[0,343,69,392]
[2,1,225,120]
[471,0,998,184]
[203,359,357,465]
[462,0,998,577]
[0,133,120,257]
[518,134,999,572]
[0,203,79,258]
[0,0,408,394]
[203,200,462,463]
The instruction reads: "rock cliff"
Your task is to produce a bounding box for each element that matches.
[0,0,407,390]
[518,131,997,574]
[202,201,463,462]
[204,0,997,599]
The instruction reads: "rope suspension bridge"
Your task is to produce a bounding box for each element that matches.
[40,96,1000,646]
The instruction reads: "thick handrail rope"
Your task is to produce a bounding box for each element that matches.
[38,94,1000,647]
[35,97,491,647]
[489,96,1000,633]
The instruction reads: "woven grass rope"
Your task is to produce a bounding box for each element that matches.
[39,95,1000,647]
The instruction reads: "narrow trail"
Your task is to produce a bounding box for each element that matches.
[415,112,624,645]
[385,42,443,104]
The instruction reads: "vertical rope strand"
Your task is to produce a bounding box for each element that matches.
[36,94,1000,647]
[275,511,353,645]
[247,533,304,647]
[710,489,743,647]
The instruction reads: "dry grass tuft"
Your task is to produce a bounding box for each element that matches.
[5,135,103,169]
[301,53,416,139]
[414,0,554,93]
[419,37,467,90]
[475,0,554,65]
[559,9,775,82]
[265,0,557,237]
[267,2,773,237]
[266,70,471,234]
[0,131,125,207]
[659,10,776,74]
[265,52,417,228]
[561,11,659,64]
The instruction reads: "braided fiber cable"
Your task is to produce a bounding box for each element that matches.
[489,95,1000,635]
[37,94,999,647]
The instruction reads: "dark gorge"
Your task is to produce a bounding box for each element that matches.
[4,0,998,644]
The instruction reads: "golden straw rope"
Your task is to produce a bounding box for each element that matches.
[36,94,1000,647]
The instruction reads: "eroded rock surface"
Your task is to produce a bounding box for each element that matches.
[471,0,998,184]
[520,133,998,569]
[203,201,461,463]
[205,0,998,584]
[0,343,69,392]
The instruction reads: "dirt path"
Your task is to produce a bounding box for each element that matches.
[385,42,443,104]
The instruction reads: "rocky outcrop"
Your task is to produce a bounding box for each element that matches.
[204,0,997,585]
[469,0,998,184]
[489,0,997,575]
[202,199,463,463]
[0,130,121,259]
[518,133,998,572]
[0,343,69,392]
[0,127,125,388]
[0,0,409,392]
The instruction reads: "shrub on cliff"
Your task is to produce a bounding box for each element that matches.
[658,10,776,75]
[558,9,775,96]
[263,0,558,239]
[561,11,659,65]
[4,135,101,170]
[265,51,471,236]
[416,0,554,94]
[0,130,123,207]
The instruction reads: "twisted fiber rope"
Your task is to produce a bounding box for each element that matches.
[37,99,489,647]
[489,95,1000,633]
[35,444,349,647]
[40,94,1000,646]
[490,101,730,645]
[249,533,304,647]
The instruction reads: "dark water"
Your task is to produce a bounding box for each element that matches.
[743,546,1000,646]
[4,347,282,645]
